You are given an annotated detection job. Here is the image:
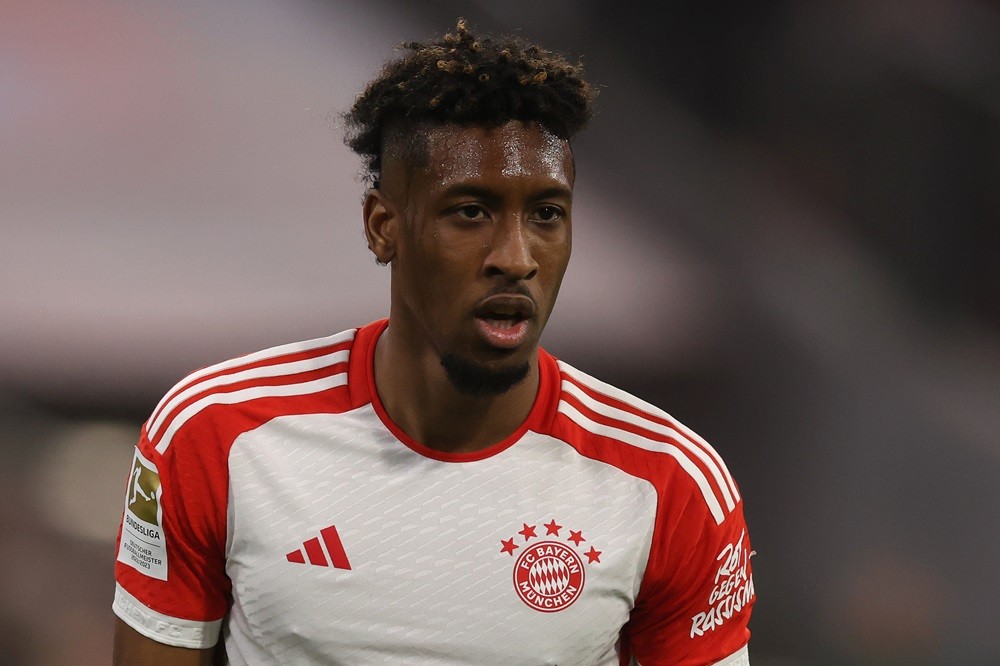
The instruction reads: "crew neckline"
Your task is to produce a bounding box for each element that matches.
[351,319,559,463]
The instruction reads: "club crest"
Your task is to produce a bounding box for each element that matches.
[499,519,601,612]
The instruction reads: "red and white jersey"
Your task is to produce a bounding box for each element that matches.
[114,319,755,665]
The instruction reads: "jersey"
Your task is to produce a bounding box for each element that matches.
[113,319,755,665]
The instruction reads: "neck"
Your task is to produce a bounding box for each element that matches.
[373,323,540,454]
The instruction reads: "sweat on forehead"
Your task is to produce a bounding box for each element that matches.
[378,120,570,186]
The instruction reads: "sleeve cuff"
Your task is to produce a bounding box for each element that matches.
[711,644,750,666]
[113,583,222,649]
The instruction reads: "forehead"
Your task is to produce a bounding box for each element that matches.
[420,122,574,189]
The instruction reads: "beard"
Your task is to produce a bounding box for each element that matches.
[440,352,530,397]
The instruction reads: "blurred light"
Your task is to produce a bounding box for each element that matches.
[33,421,136,543]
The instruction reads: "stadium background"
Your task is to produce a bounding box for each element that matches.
[1,0,998,663]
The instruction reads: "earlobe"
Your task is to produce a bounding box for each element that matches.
[363,189,397,265]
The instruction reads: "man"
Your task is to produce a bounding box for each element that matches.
[113,19,755,665]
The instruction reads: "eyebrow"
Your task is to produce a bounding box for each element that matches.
[529,185,574,202]
[439,183,573,203]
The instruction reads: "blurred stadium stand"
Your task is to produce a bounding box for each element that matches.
[1,1,997,662]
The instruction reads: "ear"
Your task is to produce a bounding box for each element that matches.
[363,188,398,265]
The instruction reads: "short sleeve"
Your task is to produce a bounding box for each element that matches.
[113,421,231,649]
[624,483,756,666]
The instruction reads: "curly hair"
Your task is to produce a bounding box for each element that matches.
[343,18,597,184]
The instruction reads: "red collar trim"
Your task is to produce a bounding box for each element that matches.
[350,319,559,463]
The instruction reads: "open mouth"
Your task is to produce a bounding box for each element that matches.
[473,295,535,349]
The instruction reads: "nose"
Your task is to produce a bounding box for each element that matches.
[484,216,538,281]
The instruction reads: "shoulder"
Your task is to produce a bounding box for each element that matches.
[143,327,359,457]
[548,358,742,526]
[541,358,755,660]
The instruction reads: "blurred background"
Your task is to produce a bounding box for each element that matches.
[1,0,998,663]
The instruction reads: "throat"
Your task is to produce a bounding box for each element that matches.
[372,322,540,454]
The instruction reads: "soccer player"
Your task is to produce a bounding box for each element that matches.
[113,19,755,665]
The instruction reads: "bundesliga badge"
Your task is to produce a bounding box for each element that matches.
[499,519,601,612]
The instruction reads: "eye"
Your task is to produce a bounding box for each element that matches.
[531,205,564,224]
[454,204,488,222]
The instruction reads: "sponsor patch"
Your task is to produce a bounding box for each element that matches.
[116,449,168,580]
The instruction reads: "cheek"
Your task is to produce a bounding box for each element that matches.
[536,233,572,275]
[409,246,479,308]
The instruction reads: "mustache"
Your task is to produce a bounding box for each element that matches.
[473,283,538,319]
[481,282,533,300]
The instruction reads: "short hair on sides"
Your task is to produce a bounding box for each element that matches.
[343,18,598,186]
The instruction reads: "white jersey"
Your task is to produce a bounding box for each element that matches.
[114,320,755,665]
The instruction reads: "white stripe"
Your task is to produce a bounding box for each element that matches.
[637,645,749,666]
[154,372,348,453]
[558,360,740,503]
[113,583,221,649]
[562,380,736,512]
[148,329,355,430]
[147,349,350,441]
[558,400,727,524]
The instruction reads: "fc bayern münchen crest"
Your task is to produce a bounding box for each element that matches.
[499,519,601,613]
[513,541,584,612]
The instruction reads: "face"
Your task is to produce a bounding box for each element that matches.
[369,121,574,395]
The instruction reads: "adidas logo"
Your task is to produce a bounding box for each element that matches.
[286,525,352,570]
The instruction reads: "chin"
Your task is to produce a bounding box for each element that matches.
[440,352,530,397]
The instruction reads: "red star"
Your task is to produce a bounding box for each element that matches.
[585,546,602,563]
[518,523,537,541]
[568,530,586,546]
[500,538,518,556]
[543,519,562,536]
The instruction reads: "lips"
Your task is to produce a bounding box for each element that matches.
[473,293,536,349]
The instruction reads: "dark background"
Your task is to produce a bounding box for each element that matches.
[1,1,997,663]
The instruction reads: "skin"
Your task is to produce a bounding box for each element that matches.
[365,120,575,453]
[114,120,575,662]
